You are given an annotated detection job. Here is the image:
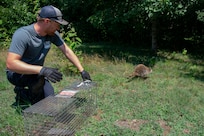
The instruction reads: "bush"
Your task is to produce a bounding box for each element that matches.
[55,24,83,75]
[0,0,40,48]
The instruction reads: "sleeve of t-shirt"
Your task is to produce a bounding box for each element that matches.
[51,31,65,47]
[9,29,29,56]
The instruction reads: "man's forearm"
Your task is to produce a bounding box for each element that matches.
[59,44,84,72]
[7,60,42,74]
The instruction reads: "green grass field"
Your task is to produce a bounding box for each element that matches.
[0,44,204,136]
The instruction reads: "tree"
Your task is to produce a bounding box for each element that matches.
[85,0,201,51]
[140,0,198,51]
[1,0,203,51]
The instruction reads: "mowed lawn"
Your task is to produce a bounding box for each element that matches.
[0,44,204,136]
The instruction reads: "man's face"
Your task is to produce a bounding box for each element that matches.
[46,19,60,36]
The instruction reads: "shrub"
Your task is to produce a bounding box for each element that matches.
[55,24,83,75]
[0,0,40,48]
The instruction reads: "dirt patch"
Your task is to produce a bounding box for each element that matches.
[157,120,171,136]
[114,119,171,135]
[114,119,148,131]
[92,109,103,121]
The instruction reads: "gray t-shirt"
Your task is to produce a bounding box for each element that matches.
[9,24,64,66]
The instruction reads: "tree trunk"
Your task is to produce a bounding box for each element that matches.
[151,15,158,53]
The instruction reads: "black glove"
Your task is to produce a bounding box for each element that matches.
[39,67,63,83]
[81,70,91,81]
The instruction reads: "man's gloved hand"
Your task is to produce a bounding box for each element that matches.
[39,67,63,83]
[81,70,91,81]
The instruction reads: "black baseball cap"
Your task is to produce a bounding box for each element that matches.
[38,5,68,25]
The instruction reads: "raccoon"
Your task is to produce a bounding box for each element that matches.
[128,64,152,79]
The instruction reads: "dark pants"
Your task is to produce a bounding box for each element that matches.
[6,70,45,105]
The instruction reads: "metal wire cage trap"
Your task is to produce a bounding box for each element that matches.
[23,80,97,136]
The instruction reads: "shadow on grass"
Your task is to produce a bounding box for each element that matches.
[78,42,204,82]
[181,69,204,82]
[78,42,163,67]
[185,53,204,82]
[157,49,204,82]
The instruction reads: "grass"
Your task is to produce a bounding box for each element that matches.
[0,43,204,136]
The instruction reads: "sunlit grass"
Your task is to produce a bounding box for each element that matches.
[0,44,204,136]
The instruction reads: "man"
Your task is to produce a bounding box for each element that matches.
[6,5,91,109]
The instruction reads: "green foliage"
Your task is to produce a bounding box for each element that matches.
[196,10,204,22]
[139,0,197,18]
[194,10,204,46]
[84,0,202,48]
[182,48,188,55]
[64,24,83,49]
[0,0,41,48]
[56,24,83,74]
[0,25,10,48]
[0,0,203,51]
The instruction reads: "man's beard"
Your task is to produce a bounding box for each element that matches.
[47,32,55,36]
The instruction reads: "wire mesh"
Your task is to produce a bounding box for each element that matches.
[23,80,97,136]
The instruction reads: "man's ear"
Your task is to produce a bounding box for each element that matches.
[44,18,50,23]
